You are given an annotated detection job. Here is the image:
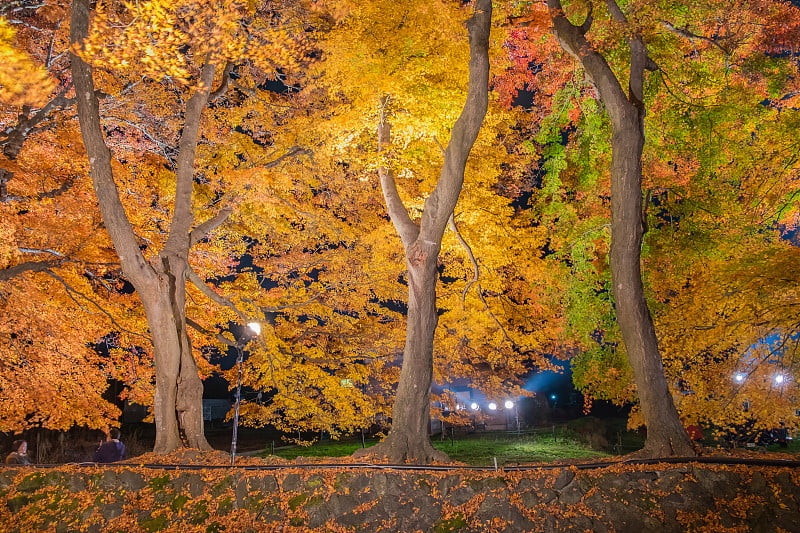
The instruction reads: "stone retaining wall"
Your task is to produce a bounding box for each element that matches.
[1,462,798,532]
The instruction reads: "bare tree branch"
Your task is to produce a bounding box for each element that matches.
[186,266,246,320]
[209,61,234,101]
[378,98,419,248]
[0,259,62,281]
[189,206,233,247]
[17,247,63,256]
[0,333,27,360]
[1,174,77,204]
[164,59,218,256]
[580,0,593,33]
[448,214,512,344]
[257,145,313,169]
[2,83,75,144]
[662,20,729,56]
[185,317,237,347]
[104,116,177,164]
[476,289,512,344]
[448,214,479,303]
[230,80,321,111]
[83,267,115,293]
[44,269,150,341]
[432,136,446,156]
[188,263,326,324]
[271,190,318,221]
[0,2,46,16]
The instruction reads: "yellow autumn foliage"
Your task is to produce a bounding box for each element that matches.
[0,19,55,107]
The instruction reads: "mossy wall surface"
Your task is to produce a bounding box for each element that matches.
[0,462,798,532]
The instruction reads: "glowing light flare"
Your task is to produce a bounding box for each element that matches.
[504,400,514,409]
[470,402,479,411]
[734,373,745,383]
[488,402,497,411]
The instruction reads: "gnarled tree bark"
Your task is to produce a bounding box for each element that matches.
[354,0,492,464]
[547,0,695,457]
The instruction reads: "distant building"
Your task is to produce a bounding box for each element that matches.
[120,398,233,425]
[431,386,521,434]
[203,399,233,422]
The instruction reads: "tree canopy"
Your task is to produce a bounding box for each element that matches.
[1,0,799,459]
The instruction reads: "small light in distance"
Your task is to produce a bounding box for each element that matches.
[550,394,557,401]
[775,374,785,384]
[488,402,497,410]
[470,402,479,411]
[504,400,514,409]
[734,373,745,383]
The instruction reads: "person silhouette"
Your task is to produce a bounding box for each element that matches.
[5,440,31,465]
[94,428,125,463]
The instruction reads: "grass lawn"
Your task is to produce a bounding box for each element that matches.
[262,427,610,466]
[766,439,800,453]
[430,432,609,465]
[253,415,800,466]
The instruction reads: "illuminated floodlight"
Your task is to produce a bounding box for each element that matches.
[734,373,745,383]
[775,374,785,384]
[488,402,497,411]
[550,394,557,401]
[247,322,261,336]
[504,400,514,410]
[470,402,479,411]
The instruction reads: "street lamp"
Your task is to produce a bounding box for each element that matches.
[470,402,479,411]
[231,322,260,466]
[247,322,261,336]
[734,373,745,383]
[488,402,498,411]
[775,374,785,385]
[504,400,520,433]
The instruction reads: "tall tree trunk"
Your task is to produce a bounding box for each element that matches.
[141,288,183,453]
[369,249,448,463]
[71,0,213,453]
[609,115,693,457]
[548,0,695,457]
[163,253,211,450]
[355,0,491,464]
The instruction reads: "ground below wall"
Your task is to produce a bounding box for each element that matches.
[0,460,798,532]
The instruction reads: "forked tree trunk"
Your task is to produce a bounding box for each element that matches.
[355,0,492,464]
[548,0,695,457]
[163,253,210,450]
[71,0,214,453]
